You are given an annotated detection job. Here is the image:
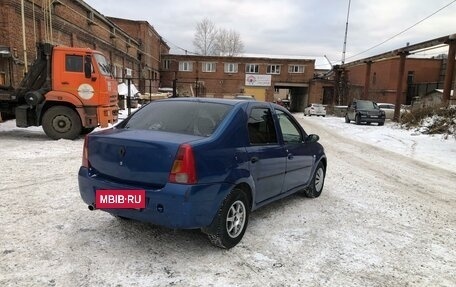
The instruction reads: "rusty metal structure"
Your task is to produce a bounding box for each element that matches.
[336,34,456,121]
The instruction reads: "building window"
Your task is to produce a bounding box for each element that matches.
[288,65,305,73]
[0,72,5,86]
[224,63,238,73]
[267,65,281,75]
[246,64,259,74]
[118,66,123,80]
[179,61,193,72]
[65,55,83,72]
[407,71,414,84]
[163,59,170,70]
[202,62,216,72]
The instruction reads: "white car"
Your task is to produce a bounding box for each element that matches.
[377,103,396,120]
[304,103,326,117]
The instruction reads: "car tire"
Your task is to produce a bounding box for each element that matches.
[355,114,361,125]
[345,115,350,123]
[304,162,325,198]
[206,188,250,249]
[378,121,384,126]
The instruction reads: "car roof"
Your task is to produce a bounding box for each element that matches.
[155,97,253,107]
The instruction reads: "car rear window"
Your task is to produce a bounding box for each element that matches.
[118,100,233,137]
[357,101,377,109]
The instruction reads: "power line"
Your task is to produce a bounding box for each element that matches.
[162,37,200,55]
[345,0,456,62]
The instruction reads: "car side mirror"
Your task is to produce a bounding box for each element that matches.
[305,134,320,143]
[84,55,92,79]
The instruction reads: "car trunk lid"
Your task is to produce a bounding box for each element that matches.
[87,129,200,188]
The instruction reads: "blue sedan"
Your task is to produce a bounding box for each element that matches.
[78,98,327,249]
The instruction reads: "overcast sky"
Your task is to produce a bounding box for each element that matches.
[84,0,456,66]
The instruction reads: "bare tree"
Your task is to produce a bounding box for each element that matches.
[193,18,244,56]
[214,28,244,56]
[193,18,218,56]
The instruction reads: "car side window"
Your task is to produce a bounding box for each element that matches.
[248,108,278,145]
[276,110,302,143]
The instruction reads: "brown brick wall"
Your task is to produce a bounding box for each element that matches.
[0,0,170,93]
[108,17,169,93]
[160,54,315,102]
[346,57,443,104]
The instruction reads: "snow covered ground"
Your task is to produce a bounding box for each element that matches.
[0,113,455,286]
[297,115,456,172]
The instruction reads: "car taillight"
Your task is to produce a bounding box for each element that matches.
[82,135,89,168]
[169,144,197,184]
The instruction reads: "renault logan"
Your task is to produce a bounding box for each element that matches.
[78,98,327,249]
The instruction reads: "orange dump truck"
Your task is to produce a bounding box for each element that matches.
[0,43,118,139]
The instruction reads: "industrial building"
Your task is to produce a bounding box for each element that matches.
[1,0,454,113]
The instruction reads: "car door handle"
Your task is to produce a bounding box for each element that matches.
[61,81,69,85]
[287,153,294,160]
[250,157,259,163]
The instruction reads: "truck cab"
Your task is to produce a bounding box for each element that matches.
[0,43,118,139]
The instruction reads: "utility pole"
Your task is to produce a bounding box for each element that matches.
[339,0,351,105]
[341,0,351,65]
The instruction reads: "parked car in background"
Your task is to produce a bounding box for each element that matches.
[79,98,327,249]
[377,103,395,120]
[234,94,255,100]
[304,103,326,117]
[345,99,385,125]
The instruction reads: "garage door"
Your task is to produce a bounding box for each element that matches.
[244,87,266,101]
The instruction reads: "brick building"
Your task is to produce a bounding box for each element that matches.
[160,54,316,111]
[345,57,444,104]
[0,0,168,94]
[108,17,169,94]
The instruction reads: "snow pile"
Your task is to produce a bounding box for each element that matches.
[401,106,456,139]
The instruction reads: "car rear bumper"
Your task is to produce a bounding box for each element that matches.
[306,111,326,116]
[78,167,233,229]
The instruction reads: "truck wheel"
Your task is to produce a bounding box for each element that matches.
[42,106,82,140]
[206,188,250,249]
[1,112,14,121]
[344,115,350,123]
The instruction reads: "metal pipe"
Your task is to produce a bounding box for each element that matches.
[442,36,456,106]
[363,61,372,100]
[394,52,407,122]
[21,0,28,73]
[49,0,53,43]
